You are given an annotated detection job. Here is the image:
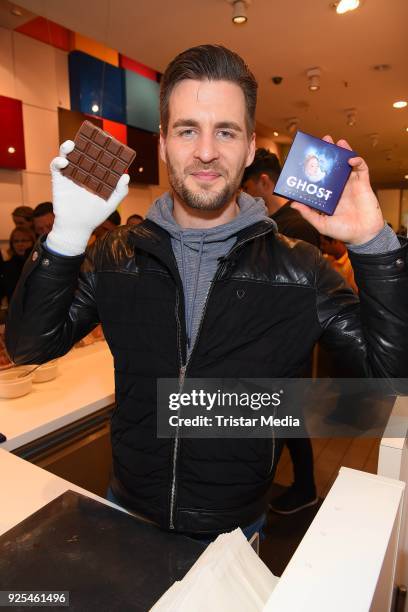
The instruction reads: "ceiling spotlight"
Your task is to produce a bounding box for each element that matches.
[273,131,279,137]
[346,108,357,126]
[7,146,16,154]
[229,0,249,24]
[335,0,360,14]
[373,64,391,72]
[307,67,321,92]
[91,104,99,113]
[369,133,379,148]
[393,101,407,109]
[138,167,144,173]
[11,6,23,16]
[405,175,408,180]
[286,117,299,135]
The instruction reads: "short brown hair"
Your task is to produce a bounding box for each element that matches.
[12,205,34,220]
[160,45,257,135]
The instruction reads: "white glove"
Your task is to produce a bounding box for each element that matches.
[46,140,130,256]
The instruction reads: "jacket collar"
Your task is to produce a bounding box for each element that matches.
[127,218,275,281]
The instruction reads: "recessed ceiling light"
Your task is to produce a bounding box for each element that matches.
[273,131,279,137]
[373,64,391,72]
[138,167,144,173]
[405,174,408,180]
[307,67,321,92]
[11,7,23,16]
[393,101,407,109]
[231,0,248,24]
[346,108,357,126]
[286,118,299,134]
[406,127,408,132]
[334,0,360,14]
[91,104,99,113]
[8,146,16,154]
[369,133,379,148]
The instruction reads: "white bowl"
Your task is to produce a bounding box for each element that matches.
[33,360,59,383]
[0,369,33,398]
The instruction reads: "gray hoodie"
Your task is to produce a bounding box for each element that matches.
[147,191,275,357]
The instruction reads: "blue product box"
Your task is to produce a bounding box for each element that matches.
[274,131,357,215]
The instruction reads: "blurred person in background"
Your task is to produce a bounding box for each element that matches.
[92,210,121,241]
[33,202,55,237]
[12,206,34,230]
[320,235,357,293]
[126,213,144,227]
[242,149,320,248]
[1,226,36,302]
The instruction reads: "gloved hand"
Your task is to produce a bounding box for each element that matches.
[46,140,130,256]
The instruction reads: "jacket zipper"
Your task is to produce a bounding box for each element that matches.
[168,225,274,530]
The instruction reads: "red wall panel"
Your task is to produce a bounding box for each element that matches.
[119,55,158,82]
[16,17,70,51]
[102,119,127,145]
[0,96,26,170]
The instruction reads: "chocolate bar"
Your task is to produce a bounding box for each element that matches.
[61,121,136,200]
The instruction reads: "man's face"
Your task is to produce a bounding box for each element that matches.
[160,79,255,212]
[33,213,54,236]
[11,231,34,257]
[242,175,272,201]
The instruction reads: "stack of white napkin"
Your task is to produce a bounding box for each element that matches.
[150,528,279,611]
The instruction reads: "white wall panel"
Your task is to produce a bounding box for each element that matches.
[22,105,58,173]
[120,185,154,221]
[0,27,16,99]
[21,171,52,207]
[54,49,70,110]
[0,169,23,240]
[13,32,59,110]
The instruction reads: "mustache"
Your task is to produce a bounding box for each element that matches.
[185,163,227,177]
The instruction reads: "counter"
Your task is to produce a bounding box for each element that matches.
[0,447,122,536]
[0,342,114,451]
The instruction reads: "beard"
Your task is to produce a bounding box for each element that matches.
[166,156,246,212]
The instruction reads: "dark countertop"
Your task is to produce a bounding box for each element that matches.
[0,490,206,611]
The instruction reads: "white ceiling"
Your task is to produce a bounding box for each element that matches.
[4,0,408,185]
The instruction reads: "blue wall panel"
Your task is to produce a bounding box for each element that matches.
[69,51,126,124]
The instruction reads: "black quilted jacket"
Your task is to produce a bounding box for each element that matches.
[6,219,408,535]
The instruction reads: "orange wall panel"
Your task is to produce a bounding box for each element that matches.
[70,33,118,66]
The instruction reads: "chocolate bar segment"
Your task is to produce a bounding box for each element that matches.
[61,121,136,200]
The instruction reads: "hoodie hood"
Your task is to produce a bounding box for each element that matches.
[146,191,276,355]
[146,190,275,246]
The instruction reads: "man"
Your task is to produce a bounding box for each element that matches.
[6,45,408,540]
[242,148,319,247]
[126,213,144,227]
[242,149,320,515]
[92,210,122,241]
[33,201,55,237]
[320,235,357,293]
[12,206,34,230]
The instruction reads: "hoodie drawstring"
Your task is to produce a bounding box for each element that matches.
[180,232,206,348]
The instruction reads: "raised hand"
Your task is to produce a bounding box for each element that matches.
[47,140,130,256]
[291,136,384,245]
